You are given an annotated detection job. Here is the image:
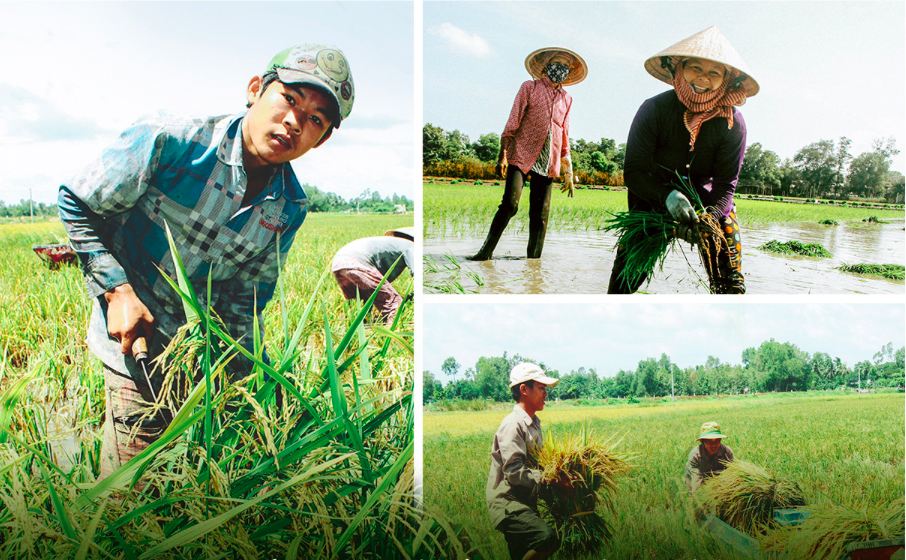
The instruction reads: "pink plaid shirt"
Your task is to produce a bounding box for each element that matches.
[501,76,572,177]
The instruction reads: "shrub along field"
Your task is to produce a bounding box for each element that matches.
[423,183,906,237]
[423,392,905,560]
[0,215,470,559]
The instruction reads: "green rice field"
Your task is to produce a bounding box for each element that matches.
[0,215,466,559]
[423,392,905,560]
[423,183,906,236]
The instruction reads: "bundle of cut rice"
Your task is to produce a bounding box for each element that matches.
[605,171,727,292]
[759,499,905,560]
[529,427,634,557]
[699,460,807,536]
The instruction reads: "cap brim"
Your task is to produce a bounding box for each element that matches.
[274,68,343,128]
[698,432,726,440]
[385,227,415,241]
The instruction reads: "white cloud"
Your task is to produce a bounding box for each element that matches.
[429,23,493,58]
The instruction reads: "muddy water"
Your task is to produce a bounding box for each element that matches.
[424,220,905,294]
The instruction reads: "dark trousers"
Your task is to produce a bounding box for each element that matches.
[474,166,553,259]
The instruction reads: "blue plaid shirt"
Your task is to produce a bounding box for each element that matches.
[59,111,308,377]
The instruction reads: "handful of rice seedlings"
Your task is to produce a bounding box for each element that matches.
[528,426,634,556]
[699,460,807,536]
[759,499,905,560]
[757,239,833,258]
[605,171,728,292]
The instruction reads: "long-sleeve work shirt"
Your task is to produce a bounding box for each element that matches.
[331,237,414,281]
[486,405,544,528]
[501,77,572,177]
[623,89,746,219]
[58,111,308,378]
[683,442,735,492]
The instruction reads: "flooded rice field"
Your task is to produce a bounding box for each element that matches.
[424,219,905,294]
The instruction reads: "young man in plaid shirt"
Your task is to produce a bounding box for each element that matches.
[58,44,355,478]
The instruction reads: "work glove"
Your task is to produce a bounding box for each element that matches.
[559,155,574,198]
[495,158,508,179]
[666,190,697,224]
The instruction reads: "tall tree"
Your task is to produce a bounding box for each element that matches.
[441,357,461,383]
[793,139,838,198]
[472,133,501,162]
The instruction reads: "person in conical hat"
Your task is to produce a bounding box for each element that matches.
[470,47,587,261]
[607,26,757,294]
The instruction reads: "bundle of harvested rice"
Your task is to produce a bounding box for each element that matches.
[605,171,728,292]
[760,499,905,560]
[529,427,634,556]
[836,263,905,281]
[699,460,807,536]
[757,240,833,258]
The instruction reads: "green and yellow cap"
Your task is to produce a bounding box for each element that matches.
[265,44,354,127]
[697,421,727,440]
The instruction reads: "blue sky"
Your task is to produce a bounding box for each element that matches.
[0,1,414,205]
[422,302,906,383]
[424,1,905,174]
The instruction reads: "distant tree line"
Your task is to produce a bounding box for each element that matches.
[423,123,904,203]
[423,341,905,403]
[423,124,624,186]
[0,185,413,218]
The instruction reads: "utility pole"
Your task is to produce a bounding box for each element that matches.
[29,188,34,223]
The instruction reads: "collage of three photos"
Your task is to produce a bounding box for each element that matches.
[0,1,903,559]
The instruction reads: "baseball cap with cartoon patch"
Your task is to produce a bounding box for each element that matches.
[265,44,355,128]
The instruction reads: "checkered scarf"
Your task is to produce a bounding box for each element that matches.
[672,57,747,151]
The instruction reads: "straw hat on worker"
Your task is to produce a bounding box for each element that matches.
[524,46,588,86]
[644,25,759,97]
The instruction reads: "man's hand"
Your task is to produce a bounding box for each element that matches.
[104,283,155,356]
[495,158,508,179]
[666,190,697,224]
[548,474,575,495]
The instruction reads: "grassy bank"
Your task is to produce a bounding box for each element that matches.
[423,392,905,560]
[423,183,906,237]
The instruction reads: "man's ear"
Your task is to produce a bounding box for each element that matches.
[246,76,263,106]
[314,127,334,148]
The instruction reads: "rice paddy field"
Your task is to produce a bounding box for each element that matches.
[423,392,906,560]
[424,183,906,294]
[0,215,468,559]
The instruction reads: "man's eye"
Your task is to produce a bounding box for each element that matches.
[283,94,295,105]
[311,116,322,126]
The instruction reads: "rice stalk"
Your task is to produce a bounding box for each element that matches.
[757,240,833,258]
[529,426,634,556]
[759,499,905,560]
[699,460,807,536]
[836,263,905,281]
[605,171,727,292]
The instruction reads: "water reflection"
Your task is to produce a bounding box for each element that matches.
[425,220,905,294]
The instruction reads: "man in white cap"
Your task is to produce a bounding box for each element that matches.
[331,228,414,325]
[683,421,735,492]
[58,44,354,479]
[608,26,758,294]
[471,47,586,261]
[486,362,570,560]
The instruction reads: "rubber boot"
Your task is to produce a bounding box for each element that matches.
[526,179,552,259]
[469,210,512,261]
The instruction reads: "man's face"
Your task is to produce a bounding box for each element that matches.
[522,382,548,412]
[241,77,332,170]
[682,57,727,94]
[701,438,722,455]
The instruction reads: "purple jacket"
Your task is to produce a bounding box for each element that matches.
[623,90,746,218]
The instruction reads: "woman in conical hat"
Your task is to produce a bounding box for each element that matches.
[607,26,758,294]
[470,47,587,261]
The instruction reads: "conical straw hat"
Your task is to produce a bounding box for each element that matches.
[525,46,588,86]
[644,26,759,97]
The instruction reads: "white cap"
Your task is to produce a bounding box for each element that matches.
[509,362,559,388]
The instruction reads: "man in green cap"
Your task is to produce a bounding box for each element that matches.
[683,421,735,492]
[59,44,354,479]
